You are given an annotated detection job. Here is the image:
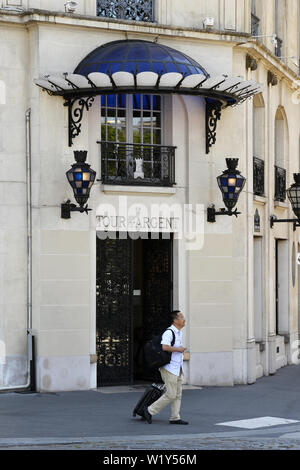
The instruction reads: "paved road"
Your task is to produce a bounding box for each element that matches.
[1,436,300,450]
[1,364,300,450]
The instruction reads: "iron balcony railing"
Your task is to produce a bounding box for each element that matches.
[251,13,260,36]
[96,0,154,22]
[253,157,265,197]
[274,165,286,202]
[100,141,176,187]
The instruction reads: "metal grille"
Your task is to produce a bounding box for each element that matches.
[96,236,133,386]
[253,157,265,196]
[97,0,154,22]
[96,235,173,386]
[274,165,286,202]
[100,142,176,187]
[142,237,173,382]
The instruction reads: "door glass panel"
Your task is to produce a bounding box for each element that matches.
[117,127,126,142]
[152,112,161,128]
[133,127,141,144]
[133,115,142,127]
[101,94,127,143]
[143,129,151,144]
[153,130,161,145]
[101,93,163,148]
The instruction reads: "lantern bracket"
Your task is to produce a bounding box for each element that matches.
[207,205,241,223]
[61,199,92,219]
[205,98,222,154]
[270,215,300,231]
[64,96,95,147]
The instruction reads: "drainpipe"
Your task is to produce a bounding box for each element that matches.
[25,108,36,391]
[0,108,35,391]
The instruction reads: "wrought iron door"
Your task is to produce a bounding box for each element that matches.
[96,236,133,386]
[96,234,173,386]
[143,238,173,339]
[142,237,173,381]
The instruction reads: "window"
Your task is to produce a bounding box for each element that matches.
[253,95,265,197]
[100,93,176,187]
[97,0,154,22]
[274,108,287,202]
[251,0,260,36]
[101,94,162,145]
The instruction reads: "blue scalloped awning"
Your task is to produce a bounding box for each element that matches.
[34,40,263,106]
[74,40,209,77]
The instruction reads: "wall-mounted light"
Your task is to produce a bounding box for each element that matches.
[64,1,78,13]
[203,17,215,29]
[207,158,246,223]
[270,173,300,231]
[61,150,96,219]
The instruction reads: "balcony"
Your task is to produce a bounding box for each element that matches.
[274,165,286,202]
[96,0,154,22]
[253,157,265,197]
[100,142,176,187]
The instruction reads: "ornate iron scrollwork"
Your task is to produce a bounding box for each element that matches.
[274,165,286,202]
[65,96,95,147]
[100,141,176,186]
[96,237,133,386]
[97,0,154,22]
[205,98,222,154]
[253,157,265,196]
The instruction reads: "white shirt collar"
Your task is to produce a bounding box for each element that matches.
[170,324,180,333]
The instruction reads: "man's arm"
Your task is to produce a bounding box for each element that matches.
[162,344,186,353]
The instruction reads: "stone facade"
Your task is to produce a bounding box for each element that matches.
[0,0,300,391]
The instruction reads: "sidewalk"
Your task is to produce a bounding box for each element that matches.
[1,364,300,449]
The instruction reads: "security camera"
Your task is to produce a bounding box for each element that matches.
[64,1,78,13]
[203,17,214,29]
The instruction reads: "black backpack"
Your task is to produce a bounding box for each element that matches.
[144,328,176,371]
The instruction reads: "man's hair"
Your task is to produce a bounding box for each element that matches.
[170,310,181,323]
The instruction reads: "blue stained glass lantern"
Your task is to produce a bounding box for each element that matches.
[66,150,96,207]
[216,158,246,211]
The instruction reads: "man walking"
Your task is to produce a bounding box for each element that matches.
[142,310,189,425]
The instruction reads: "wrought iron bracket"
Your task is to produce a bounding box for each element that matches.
[64,95,95,147]
[207,205,241,223]
[61,199,92,219]
[205,99,222,154]
[270,215,299,231]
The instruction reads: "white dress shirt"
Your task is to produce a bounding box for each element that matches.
[160,324,184,377]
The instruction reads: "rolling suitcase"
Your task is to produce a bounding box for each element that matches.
[133,383,165,418]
